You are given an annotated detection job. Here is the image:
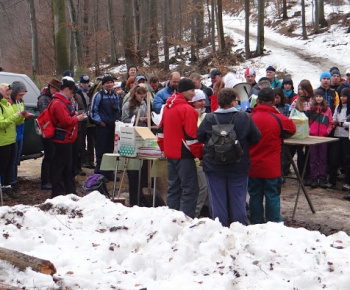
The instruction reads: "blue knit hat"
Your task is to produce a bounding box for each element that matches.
[266,66,276,72]
[320,71,331,81]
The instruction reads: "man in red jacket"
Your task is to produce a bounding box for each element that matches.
[248,87,296,224]
[49,76,87,198]
[157,78,203,218]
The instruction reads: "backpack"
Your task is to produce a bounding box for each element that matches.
[207,113,243,164]
[34,102,56,138]
[82,174,110,198]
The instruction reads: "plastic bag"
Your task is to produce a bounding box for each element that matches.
[289,109,309,139]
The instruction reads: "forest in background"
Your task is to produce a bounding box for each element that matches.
[0,0,348,85]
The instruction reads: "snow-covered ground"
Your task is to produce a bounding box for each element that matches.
[1,1,350,289]
[0,192,350,289]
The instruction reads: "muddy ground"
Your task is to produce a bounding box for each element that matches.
[3,157,350,236]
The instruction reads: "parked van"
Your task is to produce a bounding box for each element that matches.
[0,72,43,160]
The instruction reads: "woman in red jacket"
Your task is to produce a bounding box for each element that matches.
[49,77,86,198]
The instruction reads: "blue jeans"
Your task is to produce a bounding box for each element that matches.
[206,171,248,226]
[11,139,23,184]
[167,158,199,218]
[248,177,282,224]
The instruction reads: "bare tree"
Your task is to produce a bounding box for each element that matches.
[107,0,117,65]
[244,0,251,59]
[210,0,216,54]
[163,0,170,71]
[67,0,82,69]
[149,0,159,66]
[216,0,225,53]
[123,0,137,65]
[139,0,150,62]
[282,0,287,20]
[301,0,308,39]
[255,0,265,56]
[28,0,39,75]
[52,0,69,75]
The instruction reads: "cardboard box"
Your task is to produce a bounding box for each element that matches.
[118,126,157,157]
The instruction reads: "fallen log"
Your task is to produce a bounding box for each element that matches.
[0,247,56,275]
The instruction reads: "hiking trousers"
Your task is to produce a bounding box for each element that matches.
[206,171,248,227]
[248,177,282,224]
[167,158,199,218]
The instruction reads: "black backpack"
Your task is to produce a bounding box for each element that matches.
[207,113,243,164]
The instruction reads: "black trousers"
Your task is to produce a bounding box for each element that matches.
[0,143,15,186]
[41,138,54,185]
[51,142,76,197]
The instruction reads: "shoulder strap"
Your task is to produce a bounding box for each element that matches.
[213,112,238,125]
[269,112,283,139]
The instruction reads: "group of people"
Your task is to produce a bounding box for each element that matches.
[2,63,350,227]
[0,81,33,200]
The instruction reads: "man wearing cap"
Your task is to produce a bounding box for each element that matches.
[209,69,223,88]
[336,68,350,96]
[153,71,181,114]
[317,71,339,114]
[157,79,203,218]
[37,78,61,190]
[189,72,213,113]
[90,74,121,180]
[49,76,87,198]
[266,66,282,89]
[248,87,296,224]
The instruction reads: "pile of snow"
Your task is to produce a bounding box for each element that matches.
[0,192,349,289]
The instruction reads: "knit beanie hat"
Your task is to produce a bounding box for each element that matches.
[79,74,90,84]
[192,89,206,102]
[320,71,331,81]
[258,87,275,102]
[61,76,76,91]
[10,81,27,99]
[314,88,325,97]
[102,74,114,85]
[341,88,350,98]
[62,70,74,77]
[266,66,276,72]
[244,68,256,76]
[330,69,341,76]
[177,78,195,93]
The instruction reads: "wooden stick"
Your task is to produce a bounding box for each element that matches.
[0,246,56,275]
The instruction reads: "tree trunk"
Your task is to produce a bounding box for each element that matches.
[210,0,216,54]
[93,1,100,76]
[163,0,170,71]
[244,0,251,59]
[123,0,137,65]
[67,0,82,68]
[314,0,320,33]
[301,0,308,39]
[194,0,204,48]
[282,0,287,20]
[0,247,56,275]
[133,0,142,64]
[139,0,150,61]
[318,0,328,27]
[52,0,69,76]
[107,0,117,65]
[82,0,90,61]
[149,0,159,66]
[216,0,226,53]
[255,0,265,56]
[28,0,39,75]
[190,1,196,62]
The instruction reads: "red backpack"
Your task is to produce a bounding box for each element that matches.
[34,102,56,138]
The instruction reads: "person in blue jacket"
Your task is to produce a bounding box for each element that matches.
[153,72,180,114]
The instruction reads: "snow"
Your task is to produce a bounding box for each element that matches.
[1,192,350,289]
[1,1,350,289]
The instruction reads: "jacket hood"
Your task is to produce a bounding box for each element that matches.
[252,104,281,114]
[165,92,188,108]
